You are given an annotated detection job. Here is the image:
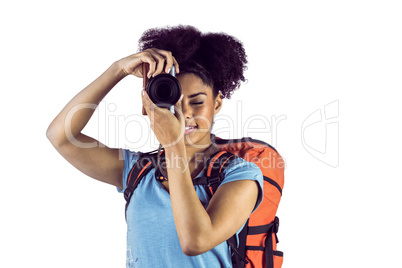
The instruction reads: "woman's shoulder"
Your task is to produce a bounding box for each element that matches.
[225,155,261,172]
[119,148,160,192]
[218,155,264,213]
[222,156,263,184]
[121,148,142,166]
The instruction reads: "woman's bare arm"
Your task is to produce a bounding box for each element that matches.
[46,62,127,188]
[46,49,179,188]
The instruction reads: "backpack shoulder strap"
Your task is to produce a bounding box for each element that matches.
[123,151,159,220]
[192,150,237,198]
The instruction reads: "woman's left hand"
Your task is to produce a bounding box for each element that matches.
[141,89,185,148]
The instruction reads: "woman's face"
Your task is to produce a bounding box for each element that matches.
[176,73,222,148]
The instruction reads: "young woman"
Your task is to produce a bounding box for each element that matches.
[47,25,263,267]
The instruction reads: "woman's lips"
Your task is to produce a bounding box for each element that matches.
[185,125,197,135]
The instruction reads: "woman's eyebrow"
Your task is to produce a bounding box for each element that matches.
[188,92,207,98]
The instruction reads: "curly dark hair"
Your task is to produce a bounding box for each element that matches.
[138,25,247,99]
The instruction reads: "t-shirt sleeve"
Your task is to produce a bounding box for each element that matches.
[220,157,264,213]
[116,148,141,193]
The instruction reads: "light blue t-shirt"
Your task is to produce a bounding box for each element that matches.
[118,149,263,268]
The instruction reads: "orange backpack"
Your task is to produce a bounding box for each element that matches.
[124,136,285,268]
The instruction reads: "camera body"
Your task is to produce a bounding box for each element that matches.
[142,64,181,115]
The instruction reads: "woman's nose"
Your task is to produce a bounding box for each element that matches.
[181,103,192,119]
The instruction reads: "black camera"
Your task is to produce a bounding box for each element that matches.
[145,66,181,110]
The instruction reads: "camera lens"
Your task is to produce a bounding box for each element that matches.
[155,84,172,99]
[146,74,181,108]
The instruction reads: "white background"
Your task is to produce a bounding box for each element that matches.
[1,0,401,267]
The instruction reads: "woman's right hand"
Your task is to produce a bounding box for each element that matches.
[117,48,180,79]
